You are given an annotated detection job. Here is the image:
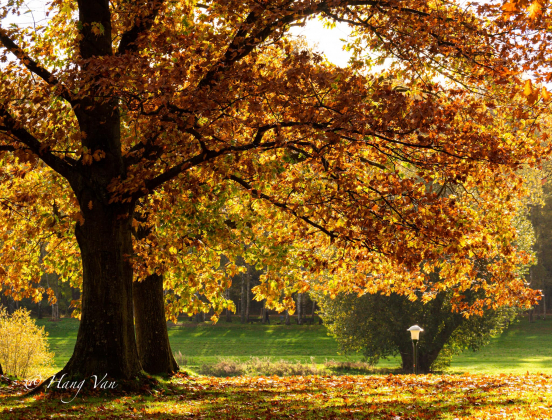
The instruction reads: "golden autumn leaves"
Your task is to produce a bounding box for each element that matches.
[522,79,550,104]
[502,0,546,18]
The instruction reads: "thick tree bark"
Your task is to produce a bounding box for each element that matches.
[285,309,290,325]
[59,207,142,380]
[133,274,178,375]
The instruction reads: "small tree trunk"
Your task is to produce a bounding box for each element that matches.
[399,349,414,373]
[399,345,437,373]
[37,300,42,320]
[51,303,59,321]
[311,299,316,323]
[70,287,80,316]
[245,268,250,322]
[543,294,546,320]
[40,243,59,321]
[6,297,14,315]
[417,349,441,373]
[297,293,302,325]
[133,273,179,375]
[285,309,290,325]
[225,288,232,322]
[261,301,266,324]
[240,273,246,324]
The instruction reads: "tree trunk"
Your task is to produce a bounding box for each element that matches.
[399,349,414,373]
[399,344,438,373]
[58,205,142,381]
[51,302,59,321]
[0,361,3,375]
[245,267,250,322]
[70,287,80,316]
[311,299,316,323]
[37,300,42,319]
[225,288,232,322]
[133,273,178,375]
[240,273,246,324]
[26,0,148,391]
[417,348,442,373]
[297,293,302,325]
[261,301,267,324]
[285,309,290,325]
[6,296,14,315]
[41,244,60,321]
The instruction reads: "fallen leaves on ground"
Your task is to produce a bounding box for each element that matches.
[1,373,551,419]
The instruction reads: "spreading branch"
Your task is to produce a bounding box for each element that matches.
[117,0,166,54]
[227,174,338,241]
[0,28,73,104]
[0,107,76,179]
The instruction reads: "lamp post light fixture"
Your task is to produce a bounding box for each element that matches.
[407,325,424,374]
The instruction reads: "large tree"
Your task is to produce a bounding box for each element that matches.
[0,0,546,385]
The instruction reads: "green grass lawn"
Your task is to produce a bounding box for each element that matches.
[36,315,552,374]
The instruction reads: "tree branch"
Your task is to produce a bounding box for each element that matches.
[227,174,338,240]
[0,28,73,104]
[117,0,166,54]
[0,107,76,179]
[131,122,308,198]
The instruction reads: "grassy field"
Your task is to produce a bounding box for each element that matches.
[36,314,552,375]
[1,316,550,418]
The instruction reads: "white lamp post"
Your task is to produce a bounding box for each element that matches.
[407,325,424,374]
